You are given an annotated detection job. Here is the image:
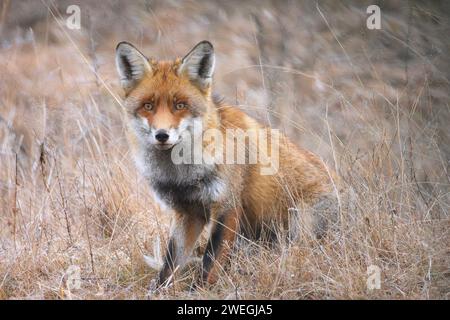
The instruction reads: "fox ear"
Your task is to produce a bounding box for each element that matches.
[178,41,215,91]
[115,42,152,92]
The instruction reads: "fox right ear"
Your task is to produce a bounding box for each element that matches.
[178,41,215,92]
[115,42,152,92]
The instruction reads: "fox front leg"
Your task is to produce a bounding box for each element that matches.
[201,208,240,285]
[158,212,205,287]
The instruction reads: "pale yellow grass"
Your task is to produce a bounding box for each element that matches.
[0,0,448,299]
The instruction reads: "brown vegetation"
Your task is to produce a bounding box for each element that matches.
[0,0,448,299]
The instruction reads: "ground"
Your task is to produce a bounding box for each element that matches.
[0,0,449,299]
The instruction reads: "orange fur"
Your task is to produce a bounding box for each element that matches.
[118,42,338,286]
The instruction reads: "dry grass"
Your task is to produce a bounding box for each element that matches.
[0,0,449,299]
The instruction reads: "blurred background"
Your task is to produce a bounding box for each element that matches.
[0,0,448,299]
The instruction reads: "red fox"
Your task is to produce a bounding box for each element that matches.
[115,41,338,286]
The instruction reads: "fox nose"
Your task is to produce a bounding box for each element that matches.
[155,130,170,143]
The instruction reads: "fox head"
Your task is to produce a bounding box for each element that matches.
[115,41,215,150]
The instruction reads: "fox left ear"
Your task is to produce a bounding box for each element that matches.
[178,41,215,92]
[115,42,152,92]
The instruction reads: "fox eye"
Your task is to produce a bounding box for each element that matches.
[143,102,154,111]
[174,102,188,110]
